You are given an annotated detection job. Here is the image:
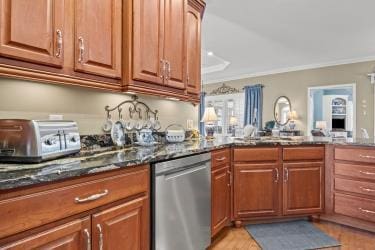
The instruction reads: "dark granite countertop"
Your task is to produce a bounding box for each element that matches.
[1,136,374,191]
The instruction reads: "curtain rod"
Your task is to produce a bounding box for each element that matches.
[242,84,265,90]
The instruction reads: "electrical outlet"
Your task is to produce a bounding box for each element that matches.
[186,119,193,130]
[49,114,64,120]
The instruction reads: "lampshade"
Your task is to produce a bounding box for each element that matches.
[288,110,298,120]
[201,106,218,123]
[316,121,327,130]
[229,116,238,125]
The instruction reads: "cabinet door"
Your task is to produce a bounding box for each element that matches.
[132,0,164,85]
[1,217,91,250]
[75,0,122,78]
[234,163,280,218]
[186,4,201,95]
[0,0,64,67]
[283,162,323,215]
[211,165,230,237]
[92,195,149,250]
[163,0,186,89]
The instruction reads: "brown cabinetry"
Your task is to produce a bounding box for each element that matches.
[74,0,122,78]
[92,196,149,250]
[283,162,323,215]
[186,4,201,96]
[0,0,205,102]
[0,0,65,67]
[131,0,165,85]
[124,0,205,101]
[0,166,150,249]
[324,145,375,232]
[234,163,280,218]
[127,0,188,90]
[1,217,91,250]
[0,0,123,90]
[211,149,231,237]
[232,146,324,225]
[163,0,186,90]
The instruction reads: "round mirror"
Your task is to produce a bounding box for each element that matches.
[274,96,291,125]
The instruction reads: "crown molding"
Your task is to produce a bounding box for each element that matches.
[203,55,375,85]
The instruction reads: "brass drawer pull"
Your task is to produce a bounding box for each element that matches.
[97,224,104,250]
[75,189,109,203]
[359,154,375,159]
[359,207,375,214]
[360,187,375,192]
[216,157,226,162]
[55,29,63,58]
[284,168,289,182]
[274,168,279,183]
[359,170,375,175]
[83,229,91,250]
[165,61,171,80]
[160,59,165,79]
[227,170,232,187]
[78,37,85,63]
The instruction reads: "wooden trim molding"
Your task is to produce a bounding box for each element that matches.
[0,64,122,91]
[188,0,206,17]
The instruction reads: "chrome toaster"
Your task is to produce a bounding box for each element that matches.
[0,119,81,163]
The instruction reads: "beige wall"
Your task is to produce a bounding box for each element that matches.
[203,61,375,137]
[0,78,199,135]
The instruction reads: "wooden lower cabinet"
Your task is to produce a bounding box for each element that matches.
[0,166,150,250]
[283,162,323,215]
[323,145,375,232]
[92,196,149,250]
[211,165,231,237]
[234,163,280,218]
[2,217,91,250]
[232,146,325,224]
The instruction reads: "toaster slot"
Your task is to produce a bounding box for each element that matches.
[0,148,15,156]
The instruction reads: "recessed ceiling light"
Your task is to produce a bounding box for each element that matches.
[207,51,214,56]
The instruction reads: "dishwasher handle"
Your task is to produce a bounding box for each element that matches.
[162,161,210,180]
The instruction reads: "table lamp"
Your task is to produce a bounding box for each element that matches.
[229,116,238,136]
[201,106,218,140]
[316,121,327,130]
[288,110,298,130]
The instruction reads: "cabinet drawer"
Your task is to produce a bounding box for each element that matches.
[0,166,149,239]
[212,148,230,169]
[335,147,375,164]
[334,193,375,223]
[283,147,324,161]
[335,163,375,181]
[233,147,279,162]
[335,178,375,198]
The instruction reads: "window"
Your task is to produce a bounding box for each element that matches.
[205,93,245,136]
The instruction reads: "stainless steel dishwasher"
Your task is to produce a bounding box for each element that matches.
[152,153,211,250]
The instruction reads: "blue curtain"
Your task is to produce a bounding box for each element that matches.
[199,92,206,135]
[244,84,263,128]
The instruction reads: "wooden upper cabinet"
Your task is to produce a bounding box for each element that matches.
[283,162,323,215]
[186,4,201,95]
[74,0,122,78]
[92,196,149,250]
[2,217,91,250]
[163,0,186,89]
[0,0,64,67]
[132,0,165,85]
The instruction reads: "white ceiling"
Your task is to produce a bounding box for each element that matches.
[202,0,375,84]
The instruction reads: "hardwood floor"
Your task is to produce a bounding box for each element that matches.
[210,221,375,250]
